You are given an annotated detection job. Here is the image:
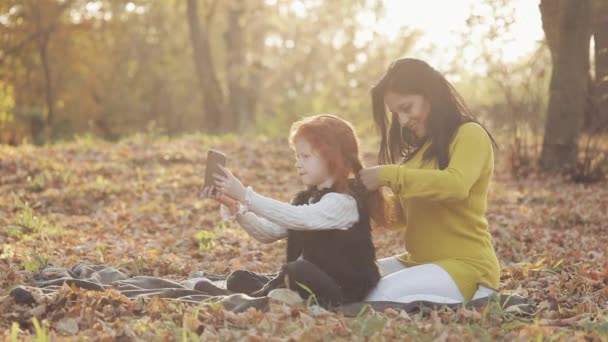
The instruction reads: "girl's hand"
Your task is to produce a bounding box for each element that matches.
[199,185,238,213]
[359,166,383,191]
[213,164,247,202]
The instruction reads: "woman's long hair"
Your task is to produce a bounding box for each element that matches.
[371,58,498,169]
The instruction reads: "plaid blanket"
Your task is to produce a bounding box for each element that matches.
[9,263,535,317]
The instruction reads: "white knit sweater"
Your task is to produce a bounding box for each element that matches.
[220,185,359,244]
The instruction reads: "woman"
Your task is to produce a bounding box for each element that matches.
[359,57,500,303]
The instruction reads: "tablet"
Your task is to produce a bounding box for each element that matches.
[203,149,227,193]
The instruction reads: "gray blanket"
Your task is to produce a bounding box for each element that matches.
[9,263,535,318]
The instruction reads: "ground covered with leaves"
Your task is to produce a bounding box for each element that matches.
[0,134,607,340]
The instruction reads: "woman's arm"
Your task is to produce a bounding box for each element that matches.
[242,190,359,231]
[378,123,493,201]
[220,203,288,244]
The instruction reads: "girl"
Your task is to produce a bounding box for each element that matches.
[359,57,500,304]
[200,114,381,306]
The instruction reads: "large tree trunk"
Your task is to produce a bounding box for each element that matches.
[33,1,56,142]
[540,0,559,65]
[539,0,593,172]
[594,0,608,129]
[38,32,54,141]
[224,0,246,132]
[29,0,75,142]
[186,0,226,133]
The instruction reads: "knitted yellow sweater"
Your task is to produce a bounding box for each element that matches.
[378,122,500,302]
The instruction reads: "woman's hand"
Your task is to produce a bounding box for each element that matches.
[359,166,383,191]
[213,164,247,202]
[199,185,239,214]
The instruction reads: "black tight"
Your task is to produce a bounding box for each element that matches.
[249,260,343,306]
[200,260,344,307]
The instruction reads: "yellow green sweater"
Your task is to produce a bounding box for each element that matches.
[378,122,500,302]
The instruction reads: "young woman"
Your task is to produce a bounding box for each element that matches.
[200,114,380,306]
[358,57,500,304]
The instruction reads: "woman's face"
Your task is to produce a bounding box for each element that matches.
[384,91,431,138]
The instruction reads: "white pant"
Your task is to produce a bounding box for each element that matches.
[364,257,497,304]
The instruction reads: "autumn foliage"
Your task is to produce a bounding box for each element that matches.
[0,134,607,340]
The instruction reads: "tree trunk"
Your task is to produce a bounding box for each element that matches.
[31,0,76,142]
[186,0,226,133]
[594,0,608,129]
[539,0,593,172]
[540,0,559,65]
[38,32,54,141]
[224,0,246,132]
[33,1,56,142]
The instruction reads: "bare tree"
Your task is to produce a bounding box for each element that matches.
[224,0,247,132]
[29,0,75,140]
[539,0,593,172]
[594,0,608,127]
[186,0,227,133]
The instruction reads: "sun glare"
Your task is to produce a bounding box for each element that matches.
[371,0,544,72]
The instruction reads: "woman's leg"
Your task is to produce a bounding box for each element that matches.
[364,263,465,303]
[376,256,409,276]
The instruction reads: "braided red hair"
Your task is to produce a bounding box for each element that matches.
[289,114,388,227]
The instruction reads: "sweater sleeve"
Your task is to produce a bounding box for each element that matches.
[242,187,359,231]
[220,203,288,244]
[378,123,492,201]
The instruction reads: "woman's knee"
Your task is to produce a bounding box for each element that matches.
[364,263,465,302]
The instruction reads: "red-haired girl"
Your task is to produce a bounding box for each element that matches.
[201,114,381,306]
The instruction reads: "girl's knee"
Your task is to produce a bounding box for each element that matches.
[283,260,342,305]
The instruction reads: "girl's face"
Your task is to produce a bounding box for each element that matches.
[384,91,431,138]
[293,137,333,188]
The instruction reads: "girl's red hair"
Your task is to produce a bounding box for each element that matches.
[289,114,362,194]
[289,114,388,227]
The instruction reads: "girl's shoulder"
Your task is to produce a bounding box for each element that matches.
[320,192,357,203]
[290,179,366,206]
[290,188,315,205]
[322,179,368,212]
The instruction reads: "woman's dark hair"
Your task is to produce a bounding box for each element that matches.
[371,58,498,169]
